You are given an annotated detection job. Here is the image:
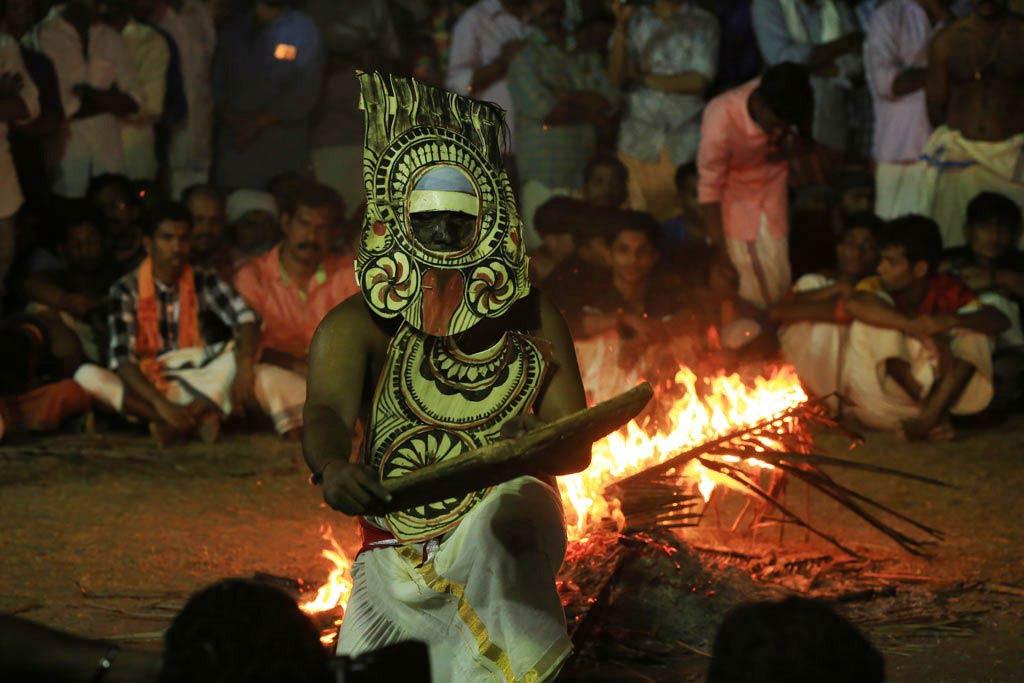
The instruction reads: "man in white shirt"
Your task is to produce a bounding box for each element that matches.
[132,0,215,198]
[25,1,143,197]
[1,20,40,314]
[445,0,534,156]
[100,0,169,181]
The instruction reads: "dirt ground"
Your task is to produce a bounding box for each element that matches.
[1,416,1023,682]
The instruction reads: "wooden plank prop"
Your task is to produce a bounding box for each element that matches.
[365,383,653,516]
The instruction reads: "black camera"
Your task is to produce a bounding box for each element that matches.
[329,641,431,683]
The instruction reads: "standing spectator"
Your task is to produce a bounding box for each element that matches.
[306,0,399,219]
[6,0,64,206]
[25,0,142,197]
[133,0,216,199]
[752,0,863,153]
[1,7,39,314]
[445,0,533,159]
[99,0,169,181]
[213,0,323,190]
[697,63,814,307]
[712,0,763,92]
[507,0,618,248]
[183,183,232,281]
[865,0,952,219]
[608,0,719,222]
[922,0,1024,247]
[233,182,357,439]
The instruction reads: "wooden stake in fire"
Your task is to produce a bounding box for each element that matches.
[605,395,949,557]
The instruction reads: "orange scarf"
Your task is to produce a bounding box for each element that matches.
[136,257,201,389]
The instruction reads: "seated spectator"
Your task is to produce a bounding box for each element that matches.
[86,173,145,271]
[233,182,358,439]
[833,167,876,230]
[691,250,776,372]
[542,202,613,323]
[183,183,233,281]
[225,188,279,268]
[942,192,1024,410]
[23,202,117,363]
[159,579,331,683]
[708,597,884,683]
[841,215,1010,440]
[571,210,696,401]
[0,315,93,441]
[661,162,706,248]
[529,196,581,283]
[772,214,882,411]
[581,154,629,209]
[74,202,260,445]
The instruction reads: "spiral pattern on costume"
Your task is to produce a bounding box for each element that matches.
[466,261,516,317]
[380,427,487,542]
[362,252,419,313]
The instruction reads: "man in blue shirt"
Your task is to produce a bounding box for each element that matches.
[212,0,323,189]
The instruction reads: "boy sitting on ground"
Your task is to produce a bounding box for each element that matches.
[941,191,1024,410]
[771,214,882,410]
[841,216,1009,440]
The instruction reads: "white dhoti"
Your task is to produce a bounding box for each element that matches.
[919,126,1024,247]
[875,161,929,220]
[337,476,571,683]
[725,215,791,308]
[778,275,846,414]
[73,344,237,414]
[253,363,306,435]
[841,310,994,431]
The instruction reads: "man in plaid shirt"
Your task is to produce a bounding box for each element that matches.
[75,203,259,444]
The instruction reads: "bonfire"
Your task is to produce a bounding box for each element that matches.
[300,363,946,640]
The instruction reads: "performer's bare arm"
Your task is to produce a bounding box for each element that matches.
[533,293,590,475]
[303,297,392,515]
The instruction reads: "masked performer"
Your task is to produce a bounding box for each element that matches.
[302,72,589,682]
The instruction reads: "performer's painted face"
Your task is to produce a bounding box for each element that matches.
[411,211,477,253]
[358,72,530,337]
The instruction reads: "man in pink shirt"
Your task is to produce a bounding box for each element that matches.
[698,62,813,307]
[234,181,358,438]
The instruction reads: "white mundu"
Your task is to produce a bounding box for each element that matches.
[840,294,994,430]
[778,273,845,414]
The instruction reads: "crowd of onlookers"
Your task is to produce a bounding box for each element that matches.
[1,0,1023,445]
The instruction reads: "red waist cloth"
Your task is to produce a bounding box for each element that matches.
[356,517,397,559]
[0,379,92,434]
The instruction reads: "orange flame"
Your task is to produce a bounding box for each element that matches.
[300,525,354,616]
[300,365,806,619]
[558,365,807,540]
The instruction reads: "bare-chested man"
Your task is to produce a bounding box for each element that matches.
[923,0,1024,246]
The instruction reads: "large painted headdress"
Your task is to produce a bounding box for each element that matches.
[356,71,530,337]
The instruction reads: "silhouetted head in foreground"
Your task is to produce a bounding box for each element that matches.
[707,597,885,683]
[158,579,330,683]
